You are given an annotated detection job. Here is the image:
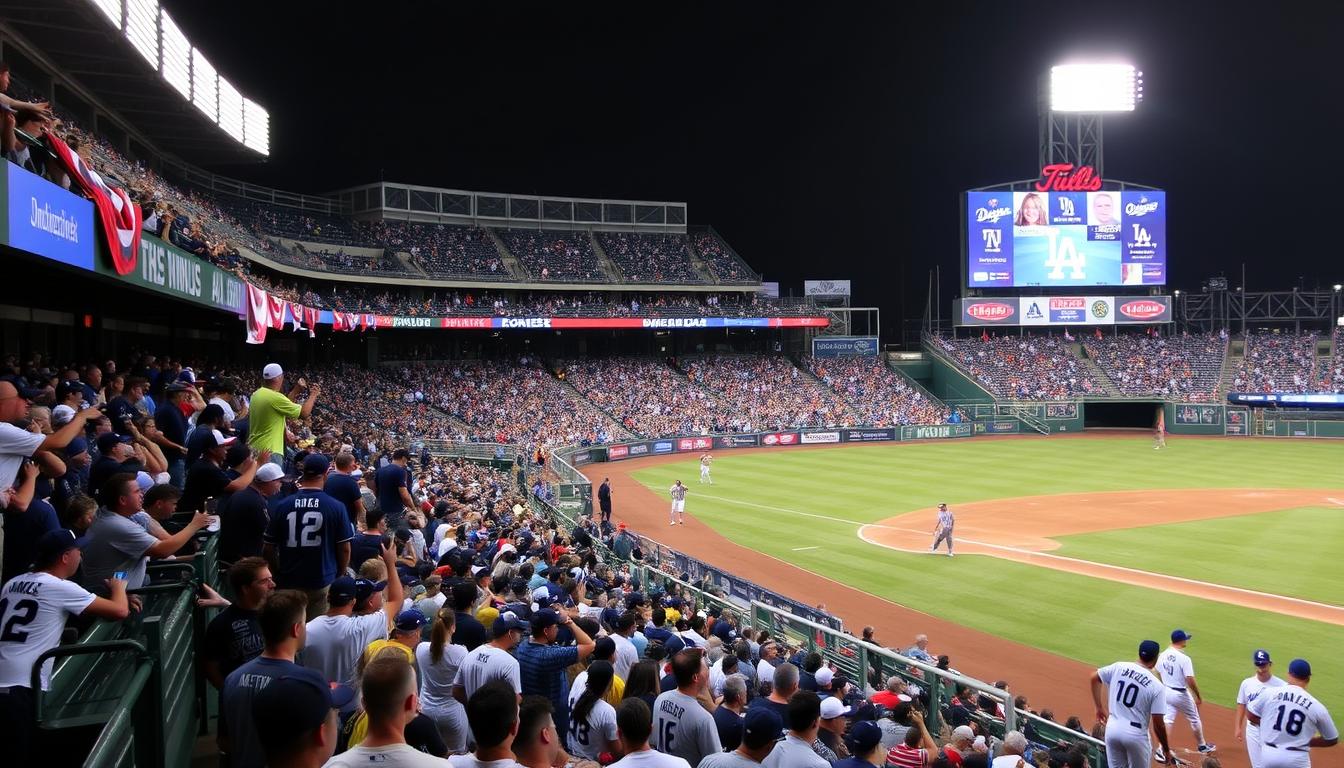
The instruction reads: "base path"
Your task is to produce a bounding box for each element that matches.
[599,444,1274,768]
[862,488,1344,624]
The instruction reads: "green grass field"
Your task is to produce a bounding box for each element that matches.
[630,437,1344,706]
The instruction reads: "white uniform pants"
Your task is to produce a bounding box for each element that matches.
[1105,721,1152,768]
[1246,723,1263,768]
[1259,742,1311,768]
[1164,687,1204,739]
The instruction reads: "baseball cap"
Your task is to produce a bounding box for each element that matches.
[97,432,132,453]
[301,453,330,477]
[394,609,429,633]
[1171,629,1192,643]
[165,381,192,394]
[54,380,82,400]
[493,613,528,637]
[135,471,155,493]
[845,720,883,753]
[33,529,89,568]
[354,579,387,602]
[0,374,44,400]
[262,363,284,380]
[593,636,616,660]
[1139,640,1161,661]
[251,674,355,752]
[531,586,556,608]
[531,609,561,631]
[255,463,286,483]
[742,708,783,749]
[625,591,647,608]
[1289,658,1312,678]
[952,725,975,742]
[938,502,948,509]
[328,576,358,605]
[815,667,834,687]
[210,429,237,447]
[820,696,851,719]
[1253,649,1272,667]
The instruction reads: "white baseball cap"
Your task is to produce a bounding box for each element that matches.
[211,429,238,447]
[820,696,851,719]
[815,667,834,686]
[262,363,284,380]
[255,463,286,482]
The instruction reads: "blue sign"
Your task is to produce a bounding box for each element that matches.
[812,336,879,357]
[652,441,674,454]
[967,190,1165,288]
[6,163,95,271]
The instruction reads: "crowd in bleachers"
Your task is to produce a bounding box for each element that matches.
[682,355,858,431]
[693,231,757,283]
[561,358,725,437]
[498,228,606,282]
[596,232,703,283]
[1083,332,1227,402]
[935,336,1098,400]
[802,355,958,426]
[1233,331,1319,394]
[1323,328,1344,393]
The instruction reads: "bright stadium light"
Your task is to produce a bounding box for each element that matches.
[1050,64,1139,112]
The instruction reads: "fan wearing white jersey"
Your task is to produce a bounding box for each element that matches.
[1248,658,1338,768]
[1159,629,1216,754]
[0,530,131,763]
[1089,639,1177,768]
[699,453,713,485]
[1237,649,1288,768]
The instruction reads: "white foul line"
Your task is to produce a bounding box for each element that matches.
[791,546,819,551]
[693,492,1344,615]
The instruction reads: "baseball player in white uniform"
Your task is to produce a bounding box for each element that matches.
[930,503,954,556]
[1158,629,1216,755]
[1089,639,1176,768]
[1237,649,1288,768]
[669,480,687,525]
[699,453,713,484]
[1247,658,1338,768]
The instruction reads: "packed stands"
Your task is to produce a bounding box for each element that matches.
[692,229,758,283]
[802,354,958,425]
[681,354,858,431]
[934,335,1099,400]
[595,232,703,283]
[1083,331,1228,401]
[561,357,725,437]
[1323,328,1344,393]
[496,228,605,282]
[1233,331,1319,393]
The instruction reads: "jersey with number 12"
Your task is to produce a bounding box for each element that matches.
[263,488,354,590]
[1097,661,1167,725]
[1248,685,1338,753]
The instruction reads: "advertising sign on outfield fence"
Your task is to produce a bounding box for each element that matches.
[715,434,759,449]
[653,441,674,453]
[759,432,799,446]
[901,423,974,440]
[800,430,841,444]
[843,428,896,442]
[607,445,630,460]
[677,436,714,451]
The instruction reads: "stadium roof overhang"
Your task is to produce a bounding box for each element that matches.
[0,1,264,165]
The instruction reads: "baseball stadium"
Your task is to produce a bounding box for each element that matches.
[0,4,1339,768]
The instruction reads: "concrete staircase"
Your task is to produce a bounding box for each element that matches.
[587,233,626,283]
[483,228,530,280]
[684,238,718,283]
[1220,336,1244,395]
[1072,342,1122,396]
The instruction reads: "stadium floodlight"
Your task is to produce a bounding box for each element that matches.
[1050,64,1139,112]
[1335,284,1342,291]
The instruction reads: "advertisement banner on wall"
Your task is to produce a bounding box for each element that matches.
[843,428,896,442]
[958,296,1171,327]
[811,336,880,358]
[569,450,593,465]
[652,441,675,454]
[804,279,851,296]
[627,442,651,457]
[607,445,630,460]
[974,420,1020,434]
[676,436,715,451]
[800,430,841,444]
[5,163,96,271]
[759,432,799,446]
[901,423,974,440]
[97,233,248,315]
[714,434,760,449]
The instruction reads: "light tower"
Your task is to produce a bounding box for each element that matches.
[1039,64,1142,177]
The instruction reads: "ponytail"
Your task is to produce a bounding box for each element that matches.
[574,660,614,724]
[429,605,456,664]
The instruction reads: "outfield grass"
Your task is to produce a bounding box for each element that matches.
[1053,506,1344,606]
[629,437,1344,706]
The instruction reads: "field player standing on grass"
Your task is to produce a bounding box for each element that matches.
[1236,650,1286,768]
[1159,629,1216,756]
[669,480,687,525]
[1089,639,1177,768]
[1247,658,1338,768]
[1154,408,1167,450]
[699,453,713,484]
[929,503,954,557]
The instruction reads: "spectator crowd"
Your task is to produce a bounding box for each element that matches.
[1082,331,1227,402]
[934,336,1098,401]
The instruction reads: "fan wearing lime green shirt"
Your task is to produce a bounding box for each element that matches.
[247,363,320,461]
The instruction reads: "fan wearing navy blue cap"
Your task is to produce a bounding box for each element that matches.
[302,542,402,690]
[1247,658,1338,767]
[0,529,130,762]
[1090,639,1176,768]
[516,607,596,746]
[452,612,526,705]
[252,675,354,768]
[829,719,885,768]
[263,453,354,621]
[1236,649,1287,768]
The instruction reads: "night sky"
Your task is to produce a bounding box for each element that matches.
[163,1,1344,337]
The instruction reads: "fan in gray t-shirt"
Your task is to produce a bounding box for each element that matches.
[653,653,723,768]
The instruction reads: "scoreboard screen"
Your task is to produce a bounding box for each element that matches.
[966,190,1166,288]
